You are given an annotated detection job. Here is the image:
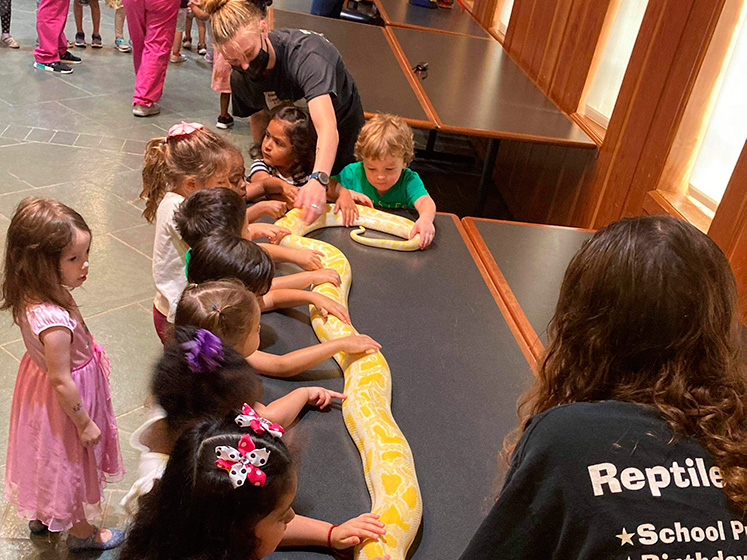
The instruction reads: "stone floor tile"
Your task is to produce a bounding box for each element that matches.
[110,224,155,258]
[25,128,56,143]
[1,125,31,141]
[50,131,79,146]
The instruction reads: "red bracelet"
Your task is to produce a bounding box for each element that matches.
[327,524,338,549]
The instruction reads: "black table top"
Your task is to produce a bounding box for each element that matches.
[392,27,595,147]
[468,219,594,345]
[271,0,312,14]
[260,214,532,560]
[374,0,490,38]
[272,9,434,127]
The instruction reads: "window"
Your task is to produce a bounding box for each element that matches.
[688,11,747,208]
[491,0,515,37]
[583,0,649,127]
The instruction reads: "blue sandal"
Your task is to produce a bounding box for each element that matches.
[67,526,125,552]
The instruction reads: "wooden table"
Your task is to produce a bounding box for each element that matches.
[372,0,491,38]
[260,214,533,560]
[271,9,437,129]
[463,217,594,363]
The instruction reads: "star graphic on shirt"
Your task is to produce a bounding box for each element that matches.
[616,528,634,546]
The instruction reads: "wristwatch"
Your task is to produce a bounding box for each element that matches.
[309,171,330,187]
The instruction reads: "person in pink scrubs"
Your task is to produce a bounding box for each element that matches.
[34,0,82,74]
[124,0,179,117]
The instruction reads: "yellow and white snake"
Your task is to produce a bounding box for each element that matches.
[275,205,422,560]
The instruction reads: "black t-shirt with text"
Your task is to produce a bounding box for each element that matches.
[460,401,746,560]
[230,28,365,174]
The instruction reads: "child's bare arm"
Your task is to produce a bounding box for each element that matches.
[260,387,345,427]
[260,289,350,323]
[270,269,341,290]
[259,244,324,270]
[42,327,100,447]
[245,334,380,377]
[245,200,287,223]
[282,513,386,550]
[411,194,436,249]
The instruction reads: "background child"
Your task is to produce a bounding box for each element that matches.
[121,415,389,560]
[331,113,437,249]
[187,234,352,324]
[0,198,125,551]
[105,0,130,51]
[73,0,102,47]
[248,106,319,204]
[176,280,380,378]
[459,215,747,560]
[140,122,230,343]
[174,187,339,291]
[170,1,188,63]
[1,0,19,48]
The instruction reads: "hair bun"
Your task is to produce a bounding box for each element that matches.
[201,0,231,16]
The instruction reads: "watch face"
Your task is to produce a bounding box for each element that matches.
[313,172,330,186]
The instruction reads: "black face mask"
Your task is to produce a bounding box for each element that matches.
[232,33,269,80]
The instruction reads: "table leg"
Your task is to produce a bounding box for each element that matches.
[425,129,437,156]
[476,138,500,216]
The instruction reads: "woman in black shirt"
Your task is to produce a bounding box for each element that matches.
[461,215,747,559]
[203,0,364,224]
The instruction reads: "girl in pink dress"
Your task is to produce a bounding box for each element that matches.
[1,197,125,552]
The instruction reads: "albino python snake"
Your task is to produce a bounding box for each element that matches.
[275,205,422,560]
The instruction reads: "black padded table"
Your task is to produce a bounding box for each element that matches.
[463,217,594,362]
[391,26,596,214]
[372,0,490,39]
[259,213,533,560]
[271,9,436,129]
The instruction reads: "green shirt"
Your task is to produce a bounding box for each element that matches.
[332,162,429,209]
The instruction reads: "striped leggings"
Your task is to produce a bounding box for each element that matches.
[0,0,10,33]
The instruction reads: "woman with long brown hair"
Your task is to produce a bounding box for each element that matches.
[460,215,747,559]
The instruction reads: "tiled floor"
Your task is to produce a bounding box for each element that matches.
[0,0,257,557]
[0,0,506,557]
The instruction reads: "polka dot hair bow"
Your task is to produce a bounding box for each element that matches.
[235,403,285,438]
[214,434,270,488]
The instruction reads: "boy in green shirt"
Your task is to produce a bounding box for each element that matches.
[330,113,436,249]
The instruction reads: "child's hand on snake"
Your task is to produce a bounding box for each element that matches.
[330,513,387,549]
[306,387,346,409]
[310,268,341,287]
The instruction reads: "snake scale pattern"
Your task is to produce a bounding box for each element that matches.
[275,204,422,560]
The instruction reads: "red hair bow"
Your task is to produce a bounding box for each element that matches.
[235,403,285,438]
[215,434,270,488]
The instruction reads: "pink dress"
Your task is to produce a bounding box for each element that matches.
[4,302,125,531]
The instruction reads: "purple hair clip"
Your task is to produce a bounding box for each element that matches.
[181,329,224,373]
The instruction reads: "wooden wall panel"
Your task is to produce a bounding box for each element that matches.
[570,0,727,228]
[709,142,747,323]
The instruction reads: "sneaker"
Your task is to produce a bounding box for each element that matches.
[115,37,131,52]
[67,39,75,48]
[34,61,73,74]
[29,520,48,535]
[204,51,213,63]
[74,31,85,47]
[182,36,192,49]
[197,42,207,55]
[91,33,102,48]
[216,114,234,129]
[0,33,20,48]
[169,53,185,63]
[67,527,125,552]
[132,102,160,117]
[60,51,82,64]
